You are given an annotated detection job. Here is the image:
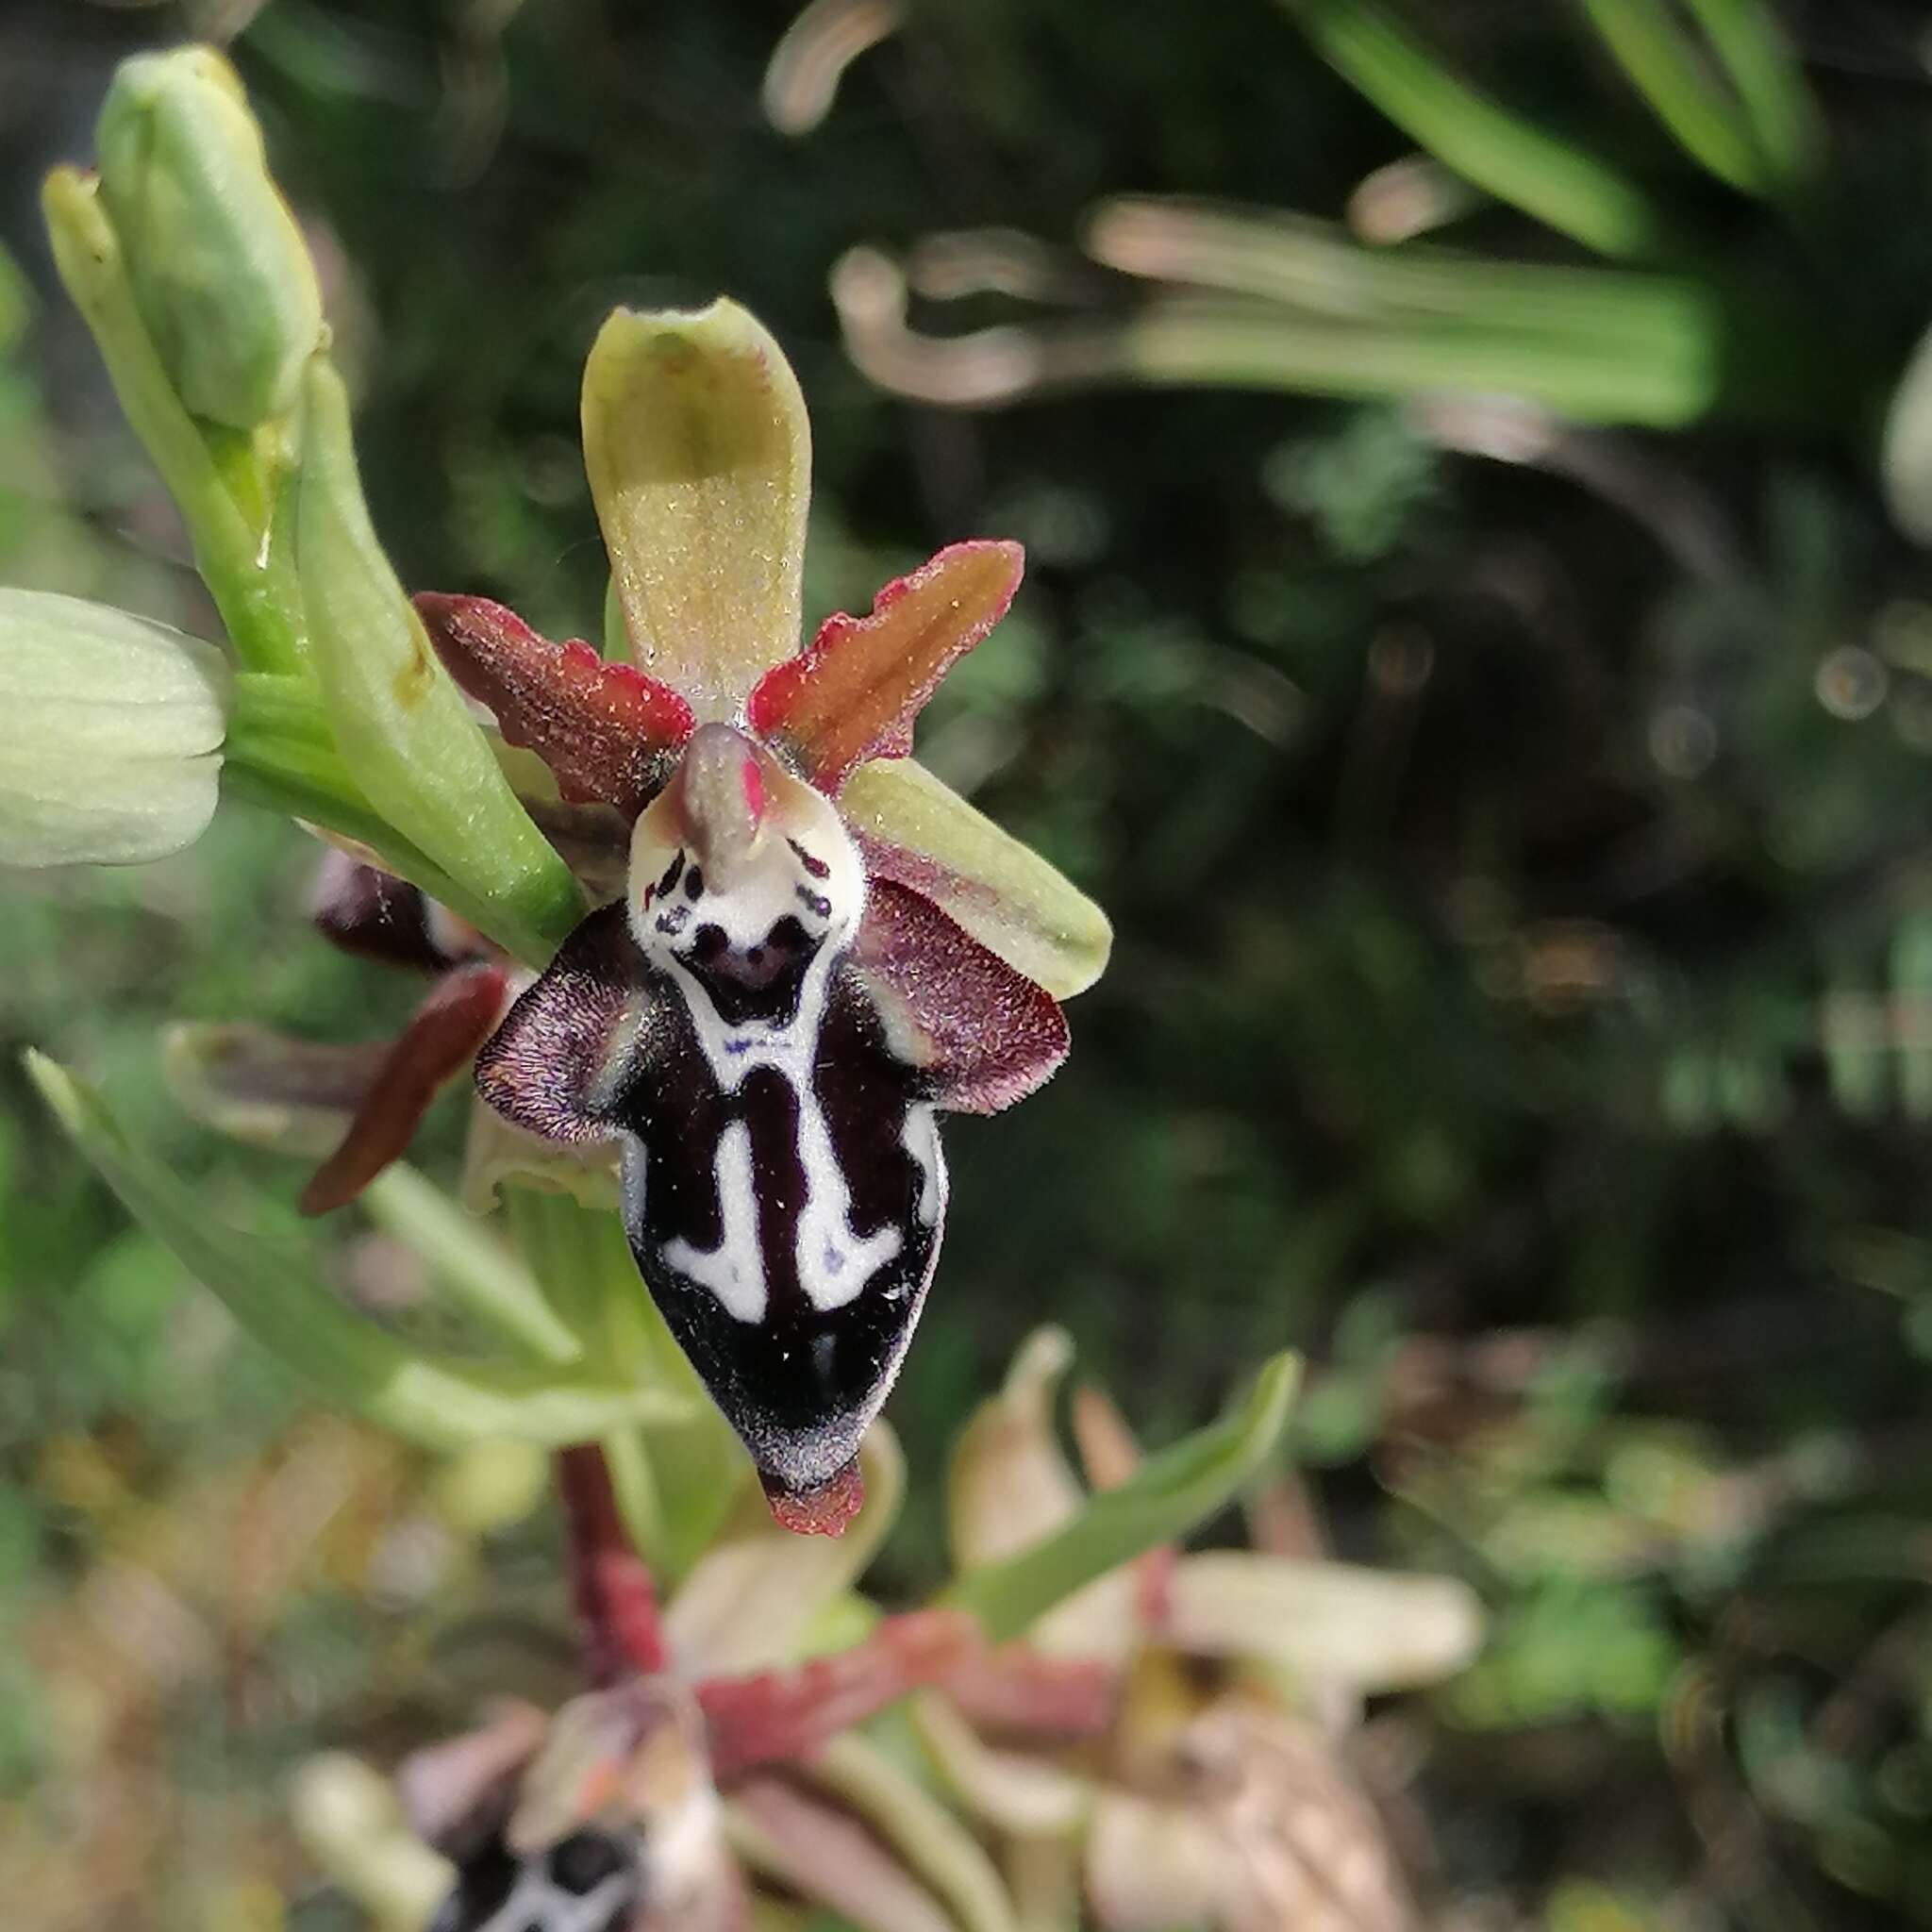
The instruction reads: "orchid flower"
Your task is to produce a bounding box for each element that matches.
[398,298,1108,1533]
[383,1439,993,1932]
[166,299,1111,1535]
[295,1342,1466,1932]
[298,1433,1089,1932]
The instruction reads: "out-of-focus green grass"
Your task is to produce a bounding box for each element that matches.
[13,0,1932,1925]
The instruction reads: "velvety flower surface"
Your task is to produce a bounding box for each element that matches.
[408,299,1108,1532]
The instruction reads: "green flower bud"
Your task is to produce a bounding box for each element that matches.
[94,46,323,429]
[0,589,228,866]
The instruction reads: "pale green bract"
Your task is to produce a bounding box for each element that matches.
[0,588,229,866]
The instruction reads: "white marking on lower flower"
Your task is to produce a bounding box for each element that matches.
[469,1857,636,1932]
[661,1119,768,1324]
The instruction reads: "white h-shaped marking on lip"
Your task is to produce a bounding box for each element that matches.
[902,1107,942,1228]
[661,1118,769,1324]
[793,1091,902,1313]
[659,939,908,1322]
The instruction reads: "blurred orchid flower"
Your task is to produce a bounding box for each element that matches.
[279,1333,1312,1932]
[922,1328,1487,1932]
[306,1435,1033,1932]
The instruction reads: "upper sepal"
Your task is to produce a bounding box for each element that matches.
[415,592,694,818]
[747,541,1023,795]
[583,300,810,717]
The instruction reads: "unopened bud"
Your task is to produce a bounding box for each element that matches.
[95,46,323,428]
[0,589,228,866]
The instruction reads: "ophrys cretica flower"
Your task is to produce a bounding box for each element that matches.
[408,301,1108,1532]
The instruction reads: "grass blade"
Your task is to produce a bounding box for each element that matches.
[1583,0,1767,192]
[27,1052,690,1448]
[1275,0,1665,257]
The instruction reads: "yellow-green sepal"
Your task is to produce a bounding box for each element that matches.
[583,299,810,719]
[841,756,1113,999]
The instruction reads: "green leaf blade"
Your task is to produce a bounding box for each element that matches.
[1276,0,1665,258]
[938,1352,1300,1644]
[26,1052,687,1449]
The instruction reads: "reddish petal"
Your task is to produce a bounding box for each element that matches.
[297,962,511,1213]
[415,592,694,817]
[941,1645,1119,1741]
[558,1444,666,1683]
[847,877,1067,1113]
[699,1608,981,1779]
[747,541,1023,795]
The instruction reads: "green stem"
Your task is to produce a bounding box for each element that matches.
[600,1424,670,1577]
[503,1185,748,1586]
[505,1191,674,1570]
[503,1188,608,1354]
[294,358,586,958]
[224,673,569,967]
[28,1053,691,1450]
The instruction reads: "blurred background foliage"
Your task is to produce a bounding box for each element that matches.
[11,0,1932,1926]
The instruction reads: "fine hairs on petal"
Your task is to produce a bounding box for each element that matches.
[747,540,1023,794]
